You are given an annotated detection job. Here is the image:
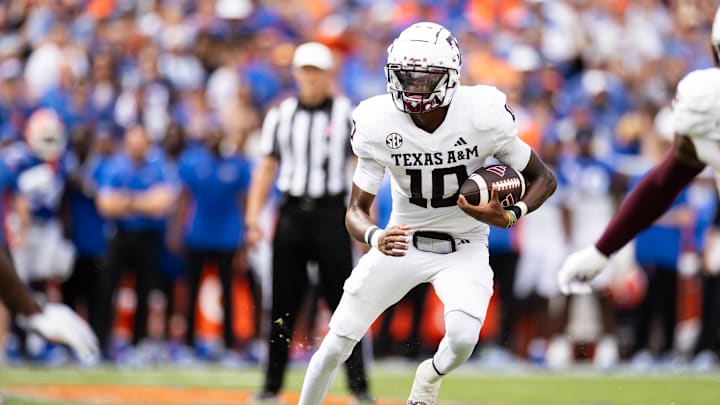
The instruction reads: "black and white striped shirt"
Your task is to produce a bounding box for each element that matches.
[260,96,353,199]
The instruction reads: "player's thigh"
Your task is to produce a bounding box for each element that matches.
[329,249,425,341]
[431,244,494,322]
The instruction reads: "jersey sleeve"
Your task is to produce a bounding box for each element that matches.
[349,102,376,159]
[352,157,385,195]
[673,70,720,139]
[478,87,532,170]
[349,101,385,194]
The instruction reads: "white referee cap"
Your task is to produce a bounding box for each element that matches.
[293,42,333,70]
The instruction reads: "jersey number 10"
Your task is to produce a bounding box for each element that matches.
[406,165,468,208]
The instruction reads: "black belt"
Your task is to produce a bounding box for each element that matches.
[413,231,456,254]
[283,194,346,211]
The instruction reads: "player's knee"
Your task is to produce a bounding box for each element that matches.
[318,331,357,366]
[445,311,482,356]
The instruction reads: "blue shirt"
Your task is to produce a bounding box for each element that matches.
[99,151,173,231]
[375,175,393,229]
[634,200,686,270]
[65,152,111,256]
[178,146,251,250]
[633,173,688,270]
[488,227,517,255]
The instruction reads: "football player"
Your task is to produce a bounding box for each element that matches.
[0,113,98,362]
[5,109,75,282]
[558,6,720,296]
[298,22,556,405]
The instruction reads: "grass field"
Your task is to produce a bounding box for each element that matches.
[1,363,720,405]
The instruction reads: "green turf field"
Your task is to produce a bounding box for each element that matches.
[1,364,719,405]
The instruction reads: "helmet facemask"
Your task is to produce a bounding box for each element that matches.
[386,64,455,114]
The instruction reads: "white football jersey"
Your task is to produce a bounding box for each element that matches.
[351,85,532,239]
[673,68,720,170]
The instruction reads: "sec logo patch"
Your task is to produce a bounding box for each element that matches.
[385,133,403,149]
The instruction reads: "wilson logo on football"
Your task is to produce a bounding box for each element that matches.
[485,166,507,177]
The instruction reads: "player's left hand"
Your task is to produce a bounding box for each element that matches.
[557,246,609,295]
[22,303,99,363]
[457,186,510,228]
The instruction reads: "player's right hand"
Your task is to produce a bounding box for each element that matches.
[23,303,99,363]
[557,246,609,295]
[376,225,410,257]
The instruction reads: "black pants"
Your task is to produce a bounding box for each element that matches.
[62,255,102,336]
[694,274,720,354]
[184,249,235,349]
[263,199,368,395]
[489,251,518,348]
[633,266,677,354]
[95,229,161,354]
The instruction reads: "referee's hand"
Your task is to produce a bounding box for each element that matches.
[246,223,264,251]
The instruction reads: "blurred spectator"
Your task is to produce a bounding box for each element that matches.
[556,125,627,369]
[696,202,720,370]
[95,125,176,358]
[114,45,172,142]
[157,3,204,92]
[88,52,120,130]
[62,125,114,336]
[480,226,520,361]
[174,125,252,356]
[515,134,572,366]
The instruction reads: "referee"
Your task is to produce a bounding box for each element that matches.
[245,42,372,404]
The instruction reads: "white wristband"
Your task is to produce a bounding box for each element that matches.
[370,228,384,249]
[364,226,379,245]
[516,201,528,218]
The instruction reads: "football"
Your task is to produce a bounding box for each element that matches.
[459,165,526,206]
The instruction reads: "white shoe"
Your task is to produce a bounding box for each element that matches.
[593,336,619,370]
[407,359,442,405]
[546,336,572,370]
[629,350,654,372]
[691,350,719,373]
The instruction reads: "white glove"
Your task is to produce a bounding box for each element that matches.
[21,303,99,363]
[558,246,609,295]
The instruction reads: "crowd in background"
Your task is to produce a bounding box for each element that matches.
[0,0,719,371]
